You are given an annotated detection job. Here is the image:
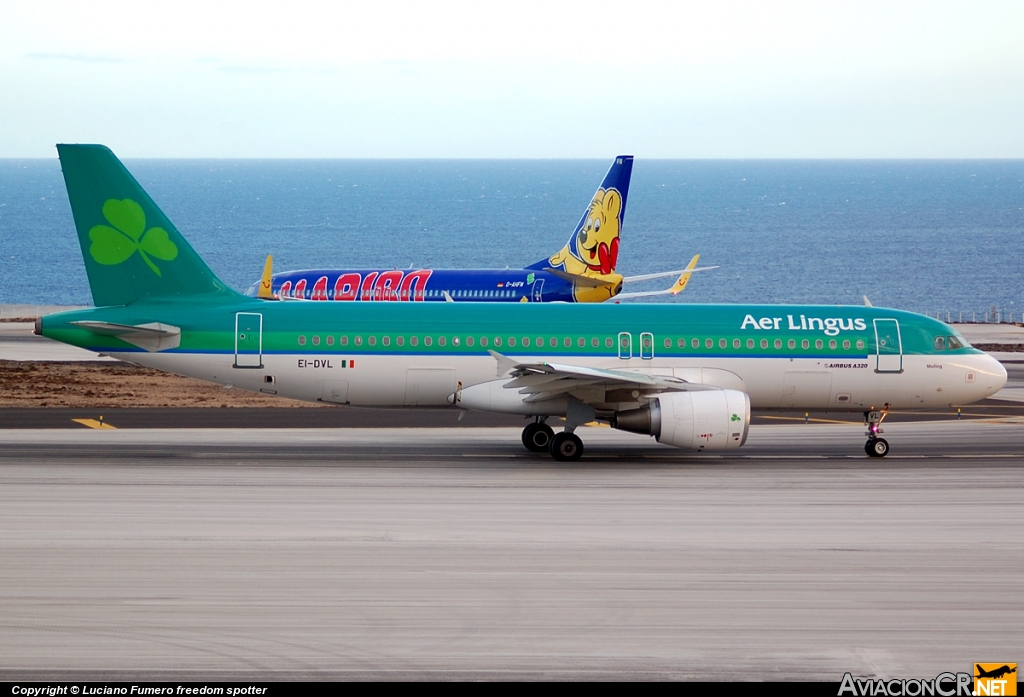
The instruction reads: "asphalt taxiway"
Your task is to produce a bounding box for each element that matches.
[1,422,1022,681]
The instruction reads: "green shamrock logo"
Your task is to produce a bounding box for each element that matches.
[527,272,535,284]
[731,413,741,422]
[89,199,178,276]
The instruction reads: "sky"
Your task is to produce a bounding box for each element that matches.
[1,0,1023,158]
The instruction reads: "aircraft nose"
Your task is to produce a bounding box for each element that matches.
[977,352,1008,397]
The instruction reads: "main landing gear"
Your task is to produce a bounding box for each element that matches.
[522,398,595,462]
[522,419,554,452]
[521,418,584,462]
[864,405,890,458]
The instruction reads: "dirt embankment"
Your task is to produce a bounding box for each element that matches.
[0,360,324,408]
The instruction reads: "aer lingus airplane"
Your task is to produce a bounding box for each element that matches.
[245,155,715,303]
[39,145,1006,460]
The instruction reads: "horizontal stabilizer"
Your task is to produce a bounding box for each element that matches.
[70,320,181,352]
[543,268,621,288]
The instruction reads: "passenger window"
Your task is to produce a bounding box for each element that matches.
[438,336,446,346]
[396,336,404,346]
[508,337,516,347]
[856,339,865,350]
[605,337,613,348]
[565,337,573,348]
[327,336,334,346]
[760,339,768,349]
[355,336,363,346]
[382,336,390,346]
[410,336,418,346]
[592,337,599,348]
[801,339,809,349]
[842,340,851,349]
[453,337,460,346]
[678,338,686,348]
[550,337,557,347]
[664,338,672,349]
[494,337,501,347]
[747,339,754,349]
[368,336,376,346]
[947,336,963,349]
[298,336,306,346]
[787,339,795,349]
[479,337,487,347]
[705,339,713,349]
[340,336,348,346]
[424,336,432,346]
[578,337,586,348]
[733,339,740,349]
[691,339,699,349]
[718,339,726,349]
[829,339,837,350]
[312,336,320,346]
[934,336,946,351]
[815,339,823,349]
[774,339,782,349]
[466,337,474,347]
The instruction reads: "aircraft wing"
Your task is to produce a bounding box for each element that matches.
[489,351,718,403]
[69,321,181,352]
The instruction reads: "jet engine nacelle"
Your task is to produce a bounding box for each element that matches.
[614,389,751,451]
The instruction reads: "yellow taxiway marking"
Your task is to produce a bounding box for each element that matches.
[72,419,116,430]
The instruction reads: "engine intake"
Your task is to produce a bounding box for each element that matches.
[614,389,750,451]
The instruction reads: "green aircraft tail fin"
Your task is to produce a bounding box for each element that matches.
[57,144,238,307]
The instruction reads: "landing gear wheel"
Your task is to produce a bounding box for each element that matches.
[522,422,554,452]
[549,432,584,462]
[865,438,889,458]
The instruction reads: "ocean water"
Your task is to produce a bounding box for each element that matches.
[1,159,1022,316]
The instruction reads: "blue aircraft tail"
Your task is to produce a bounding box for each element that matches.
[529,155,633,276]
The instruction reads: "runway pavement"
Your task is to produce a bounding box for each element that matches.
[1,422,1022,680]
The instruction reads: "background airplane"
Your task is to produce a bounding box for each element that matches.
[41,145,1006,461]
[246,156,715,303]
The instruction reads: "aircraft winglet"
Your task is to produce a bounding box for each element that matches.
[669,254,701,295]
[258,255,276,299]
[488,350,518,376]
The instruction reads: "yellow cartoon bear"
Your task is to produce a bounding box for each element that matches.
[548,187,622,277]
[547,187,623,301]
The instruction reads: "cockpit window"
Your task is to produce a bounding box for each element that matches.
[947,335,964,350]
[934,336,946,351]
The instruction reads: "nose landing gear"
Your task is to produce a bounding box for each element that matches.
[864,405,890,457]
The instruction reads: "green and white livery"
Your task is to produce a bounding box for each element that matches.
[40,145,1007,460]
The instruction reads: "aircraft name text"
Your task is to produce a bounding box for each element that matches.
[741,314,868,336]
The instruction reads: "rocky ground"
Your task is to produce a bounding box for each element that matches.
[0,360,322,408]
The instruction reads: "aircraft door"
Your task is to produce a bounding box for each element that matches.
[617,332,632,359]
[640,332,654,360]
[531,279,544,302]
[234,312,263,368]
[873,319,902,373]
